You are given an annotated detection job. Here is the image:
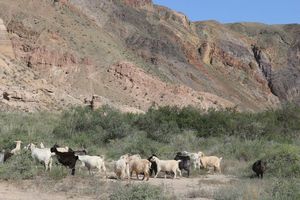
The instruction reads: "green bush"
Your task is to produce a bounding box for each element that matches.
[263,144,300,178]
[0,105,299,182]
[0,151,39,180]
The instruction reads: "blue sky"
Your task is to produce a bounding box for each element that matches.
[153,0,299,24]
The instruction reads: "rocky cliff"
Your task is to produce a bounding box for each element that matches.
[0,0,298,112]
[0,19,14,58]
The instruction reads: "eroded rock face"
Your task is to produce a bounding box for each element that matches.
[105,62,235,111]
[122,0,152,8]
[0,18,14,58]
[0,0,298,112]
[0,53,82,112]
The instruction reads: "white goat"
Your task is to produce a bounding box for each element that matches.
[199,152,222,173]
[114,154,130,179]
[10,140,22,155]
[40,142,45,148]
[27,143,53,171]
[0,152,4,164]
[78,155,106,176]
[151,156,182,179]
[183,151,202,169]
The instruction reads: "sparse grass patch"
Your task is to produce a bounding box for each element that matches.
[215,178,300,200]
[214,179,268,200]
[186,187,213,199]
[109,183,167,200]
[222,160,249,177]
[270,178,300,200]
[47,165,68,180]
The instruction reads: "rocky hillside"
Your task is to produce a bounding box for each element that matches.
[0,0,299,112]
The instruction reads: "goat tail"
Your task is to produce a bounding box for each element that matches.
[219,157,223,161]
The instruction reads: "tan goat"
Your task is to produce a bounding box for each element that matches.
[130,159,152,181]
[199,152,222,173]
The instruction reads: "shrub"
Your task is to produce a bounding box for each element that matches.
[0,151,39,180]
[106,131,162,159]
[263,144,300,178]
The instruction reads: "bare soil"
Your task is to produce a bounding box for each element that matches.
[0,174,237,200]
[0,181,92,200]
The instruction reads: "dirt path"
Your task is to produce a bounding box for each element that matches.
[0,181,92,200]
[0,175,237,200]
[147,174,237,199]
[105,173,238,199]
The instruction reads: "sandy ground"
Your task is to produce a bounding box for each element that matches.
[0,174,237,200]
[0,182,88,200]
[0,181,95,200]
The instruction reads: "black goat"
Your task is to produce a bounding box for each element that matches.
[0,151,13,164]
[148,154,158,177]
[50,146,78,175]
[252,160,267,179]
[4,151,13,162]
[174,152,191,177]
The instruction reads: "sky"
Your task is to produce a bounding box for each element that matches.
[152,0,300,24]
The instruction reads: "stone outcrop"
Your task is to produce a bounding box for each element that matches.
[106,62,235,111]
[0,18,14,58]
[122,0,153,9]
[0,53,82,112]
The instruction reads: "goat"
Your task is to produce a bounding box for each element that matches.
[147,154,158,177]
[130,159,152,181]
[174,152,191,177]
[40,142,45,148]
[52,144,71,153]
[150,156,181,179]
[78,155,106,176]
[0,150,13,164]
[183,151,201,169]
[27,143,53,171]
[127,154,141,177]
[50,145,78,175]
[10,140,22,155]
[0,152,3,164]
[252,160,267,179]
[199,152,222,173]
[115,154,130,180]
